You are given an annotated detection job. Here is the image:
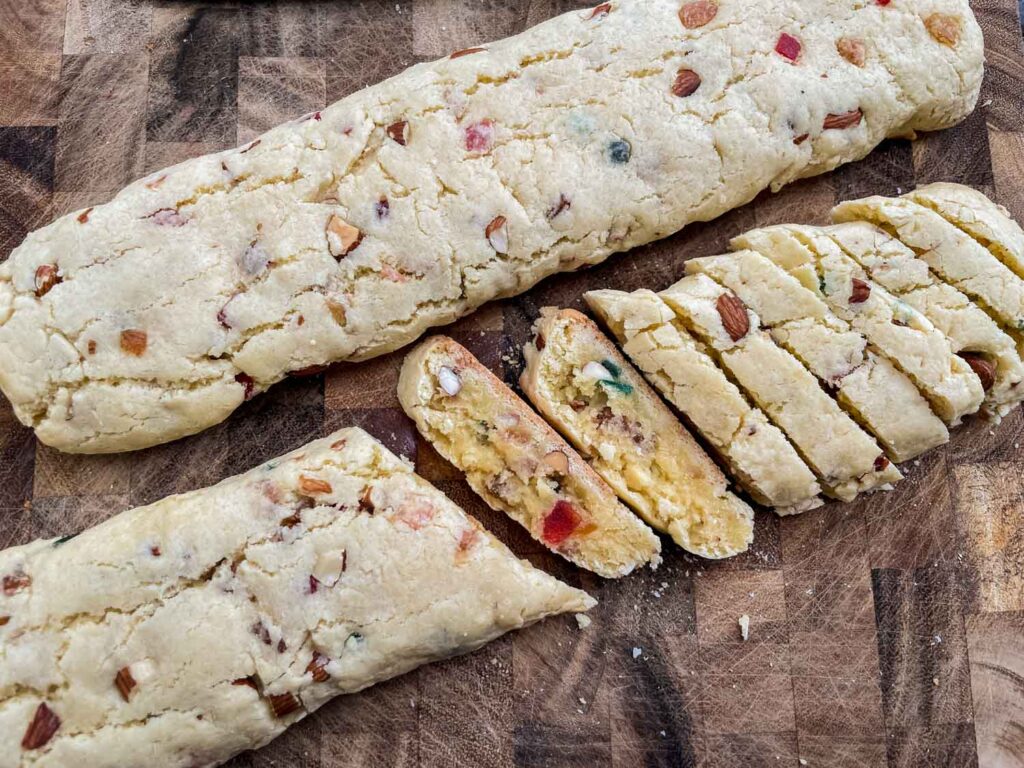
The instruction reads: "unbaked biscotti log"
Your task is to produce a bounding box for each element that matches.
[0,428,592,768]
[0,0,984,453]
[585,289,822,515]
[824,220,1024,420]
[685,251,948,461]
[520,308,754,559]
[661,275,902,501]
[397,336,660,577]
[733,225,985,424]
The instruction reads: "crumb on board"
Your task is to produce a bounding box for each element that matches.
[739,614,750,641]
[575,613,592,629]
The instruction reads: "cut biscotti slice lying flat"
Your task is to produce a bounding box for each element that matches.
[831,196,1024,337]
[686,251,948,461]
[661,274,901,502]
[585,289,821,515]
[520,307,754,559]
[0,428,592,768]
[733,225,984,424]
[904,182,1024,279]
[0,0,985,453]
[824,221,1024,420]
[398,336,660,577]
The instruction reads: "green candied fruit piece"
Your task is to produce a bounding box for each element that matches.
[600,358,622,378]
[52,533,79,547]
[600,379,634,395]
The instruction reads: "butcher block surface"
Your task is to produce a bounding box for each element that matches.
[1,1,1023,766]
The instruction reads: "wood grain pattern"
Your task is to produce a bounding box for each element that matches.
[0,2,1022,766]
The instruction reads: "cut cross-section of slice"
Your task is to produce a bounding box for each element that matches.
[733,224,985,425]
[585,289,821,516]
[661,274,902,502]
[398,336,660,577]
[520,307,754,559]
[686,251,948,461]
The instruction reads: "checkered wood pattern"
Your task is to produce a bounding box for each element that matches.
[1,1,1023,766]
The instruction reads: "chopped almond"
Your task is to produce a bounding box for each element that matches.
[21,703,60,750]
[120,329,148,356]
[268,692,302,718]
[299,476,332,495]
[114,667,137,702]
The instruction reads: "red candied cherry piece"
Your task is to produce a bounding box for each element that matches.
[542,500,581,546]
[464,119,495,153]
[775,32,801,61]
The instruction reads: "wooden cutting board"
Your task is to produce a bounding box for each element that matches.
[1,1,1023,766]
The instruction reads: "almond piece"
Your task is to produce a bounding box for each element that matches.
[326,298,347,326]
[543,450,570,475]
[3,572,31,595]
[386,120,410,145]
[450,46,486,59]
[87,340,97,355]
[235,373,256,401]
[299,476,332,495]
[326,215,362,258]
[823,109,863,130]
[232,676,258,689]
[873,455,890,472]
[359,485,375,513]
[120,329,148,356]
[486,216,509,254]
[437,366,462,396]
[306,652,331,682]
[77,207,93,224]
[678,0,717,29]
[671,68,701,97]
[924,13,960,46]
[716,293,750,341]
[547,193,571,220]
[587,3,612,19]
[268,692,302,718]
[21,703,60,750]
[114,667,137,702]
[849,278,871,304]
[34,265,60,297]
[959,352,996,391]
[836,37,866,66]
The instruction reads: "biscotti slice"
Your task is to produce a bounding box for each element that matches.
[831,196,1024,336]
[398,336,660,577]
[520,307,753,559]
[824,221,1024,420]
[733,225,984,425]
[0,0,986,453]
[686,251,948,461]
[905,182,1024,279]
[661,274,901,502]
[0,428,592,768]
[585,289,821,515]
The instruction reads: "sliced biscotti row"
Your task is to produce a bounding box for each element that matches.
[904,183,1024,282]
[822,220,1024,420]
[832,195,1024,340]
[0,428,592,768]
[733,226,985,425]
[585,289,823,515]
[660,274,902,502]
[685,251,949,461]
[398,336,661,577]
[0,0,985,453]
[520,308,754,559]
